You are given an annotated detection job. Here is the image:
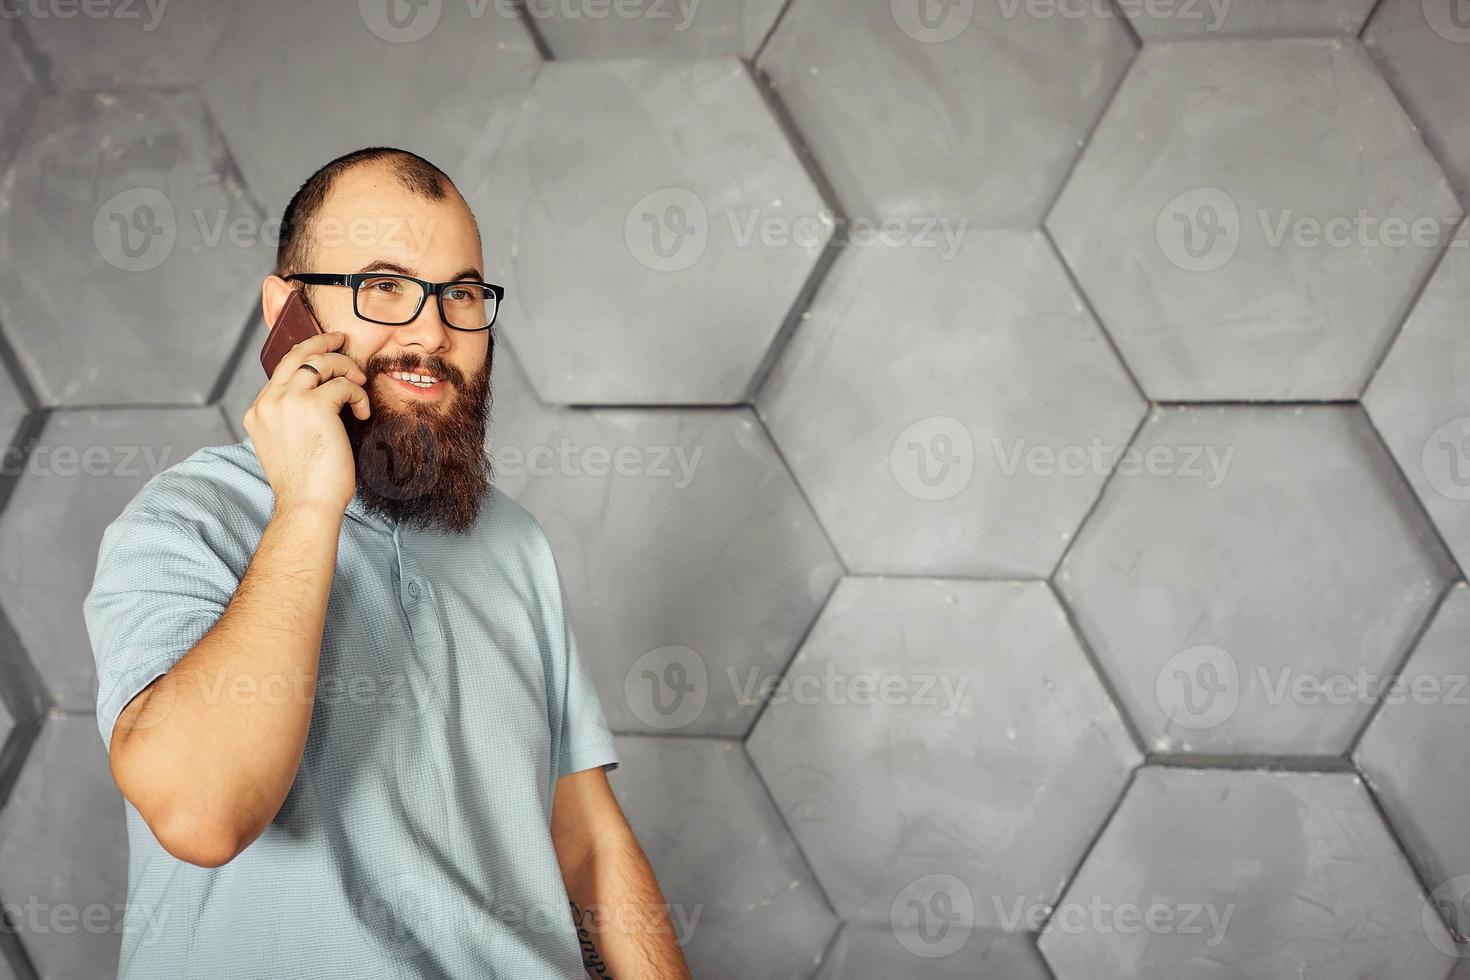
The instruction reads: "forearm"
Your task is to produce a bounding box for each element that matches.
[110,500,343,863]
[562,833,691,980]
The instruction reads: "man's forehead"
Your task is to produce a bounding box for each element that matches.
[311,165,481,272]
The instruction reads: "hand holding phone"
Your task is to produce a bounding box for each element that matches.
[244,291,371,515]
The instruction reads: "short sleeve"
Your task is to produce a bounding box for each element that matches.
[544,546,618,779]
[82,507,239,752]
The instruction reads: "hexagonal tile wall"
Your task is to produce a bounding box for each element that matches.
[608,735,836,979]
[480,339,560,502]
[757,0,1135,227]
[0,89,269,408]
[747,577,1140,928]
[1038,767,1456,979]
[1122,0,1376,39]
[200,0,540,215]
[811,924,1051,980]
[19,0,230,89]
[1366,218,1470,574]
[504,403,842,736]
[464,56,831,406]
[216,315,266,442]
[0,19,38,154]
[1056,404,1453,757]
[757,230,1145,578]
[529,0,785,58]
[0,713,128,980]
[2,5,1467,978]
[1355,583,1470,905]
[1048,38,1460,401]
[0,357,29,458]
[1366,0,1470,206]
[0,407,232,711]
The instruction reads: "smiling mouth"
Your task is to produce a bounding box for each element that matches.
[384,370,448,397]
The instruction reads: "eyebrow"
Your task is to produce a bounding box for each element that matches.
[355,259,485,281]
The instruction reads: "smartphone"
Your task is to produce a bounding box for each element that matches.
[260,288,325,377]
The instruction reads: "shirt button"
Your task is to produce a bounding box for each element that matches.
[407,581,421,598]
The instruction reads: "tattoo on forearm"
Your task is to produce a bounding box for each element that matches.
[570,901,614,979]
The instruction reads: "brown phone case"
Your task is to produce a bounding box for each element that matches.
[260,288,324,377]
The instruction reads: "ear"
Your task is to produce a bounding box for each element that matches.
[260,275,294,327]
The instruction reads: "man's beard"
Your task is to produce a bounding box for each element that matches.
[340,337,493,535]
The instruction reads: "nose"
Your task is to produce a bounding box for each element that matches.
[393,289,452,354]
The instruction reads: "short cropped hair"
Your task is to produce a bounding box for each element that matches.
[275,146,458,278]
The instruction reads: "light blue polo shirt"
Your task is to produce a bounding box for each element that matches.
[82,435,618,980]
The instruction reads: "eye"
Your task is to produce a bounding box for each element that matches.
[362,277,407,295]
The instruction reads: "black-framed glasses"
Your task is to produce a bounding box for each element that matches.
[285,273,503,332]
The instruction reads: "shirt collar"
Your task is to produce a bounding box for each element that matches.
[241,435,396,532]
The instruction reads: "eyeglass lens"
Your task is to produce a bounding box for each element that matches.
[356,275,495,330]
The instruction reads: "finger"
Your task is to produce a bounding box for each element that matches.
[269,331,347,387]
[291,351,368,388]
[317,377,372,420]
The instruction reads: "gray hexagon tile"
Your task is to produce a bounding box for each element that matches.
[759,230,1144,578]
[1038,767,1455,979]
[530,0,784,58]
[0,943,19,980]
[1123,0,1375,38]
[200,0,538,215]
[1365,219,1470,574]
[0,19,37,153]
[0,714,127,980]
[18,0,229,89]
[482,339,556,502]
[1367,0,1470,207]
[608,736,836,980]
[0,357,28,456]
[0,407,232,711]
[216,316,264,443]
[465,56,830,406]
[757,0,1134,227]
[505,404,842,736]
[1355,583,1470,901]
[0,89,269,408]
[747,577,1141,927]
[812,924,1051,980]
[1047,38,1460,401]
[0,694,11,765]
[1057,405,1453,757]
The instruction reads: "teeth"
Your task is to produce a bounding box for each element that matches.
[390,371,439,387]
